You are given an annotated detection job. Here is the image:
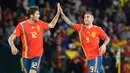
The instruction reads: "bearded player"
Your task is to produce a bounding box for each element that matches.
[58,3,110,73]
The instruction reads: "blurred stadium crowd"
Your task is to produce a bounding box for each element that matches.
[0,0,130,73]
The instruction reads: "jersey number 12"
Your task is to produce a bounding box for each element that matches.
[31,32,37,38]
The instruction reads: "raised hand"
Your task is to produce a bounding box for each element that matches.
[47,3,60,28]
[57,3,60,13]
[57,3,74,27]
[57,3,64,15]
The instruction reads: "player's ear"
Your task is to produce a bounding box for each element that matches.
[30,14,33,18]
[92,16,94,21]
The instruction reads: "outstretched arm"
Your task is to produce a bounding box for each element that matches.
[59,3,75,27]
[48,3,60,28]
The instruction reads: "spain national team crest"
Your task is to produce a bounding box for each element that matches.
[92,32,96,38]
[36,25,40,31]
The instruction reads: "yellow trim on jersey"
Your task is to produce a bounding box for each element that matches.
[78,24,87,58]
[20,22,28,58]
[21,58,27,73]
[94,57,98,72]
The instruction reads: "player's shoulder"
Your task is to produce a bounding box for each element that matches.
[92,25,103,32]
[93,25,102,29]
[75,23,83,25]
[93,25,100,28]
[74,23,83,27]
[38,20,47,24]
[19,20,27,25]
[38,20,42,22]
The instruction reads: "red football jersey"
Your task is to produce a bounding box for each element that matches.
[13,20,48,59]
[74,24,108,60]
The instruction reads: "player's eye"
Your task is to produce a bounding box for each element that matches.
[84,16,89,19]
[87,16,89,18]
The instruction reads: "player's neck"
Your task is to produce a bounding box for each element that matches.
[27,19,35,24]
[86,24,93,29]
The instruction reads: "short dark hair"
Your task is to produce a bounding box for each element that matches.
[85,12,93,16]
[26,6,39,18]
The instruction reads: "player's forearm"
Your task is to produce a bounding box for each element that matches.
[103,37,110,46]
[8,34,16,49]
[49,13,60,28]
[61,14,74,27]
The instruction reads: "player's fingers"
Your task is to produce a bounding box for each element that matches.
[99,47,101,51]
[12,51,14,55]
[99,47,100,50]
[58,2,60,7]
[58,2,61,8]
[99,48,103,54]
[13,49,18,55]
[57,4,61,12]
[102,49,106,54]
[57,4,59,9]
[57,3,59,8]
[14,52,18,55]
[12,52,16,55]
[57,3,61,11]
[13,50,17,55]
[16,49,19,54]
[58,4,62,10]
[102,50,104,54]
[11,49,15,55]
[102,49,105,54]
[100,49,103,54]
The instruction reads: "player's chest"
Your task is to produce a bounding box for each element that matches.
[82,29,98,38]
[23,24,42,38]
[81,29,99,43]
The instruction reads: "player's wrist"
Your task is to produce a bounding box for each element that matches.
[56,12,59,16]
[61,13,65,16]
[102,44,107,47]
[11,46,16,49]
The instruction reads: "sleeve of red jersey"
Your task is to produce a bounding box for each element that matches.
[13,24,22,37]
[74,24,82,32]
[98,27,108,40]
[41,21,49,30]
